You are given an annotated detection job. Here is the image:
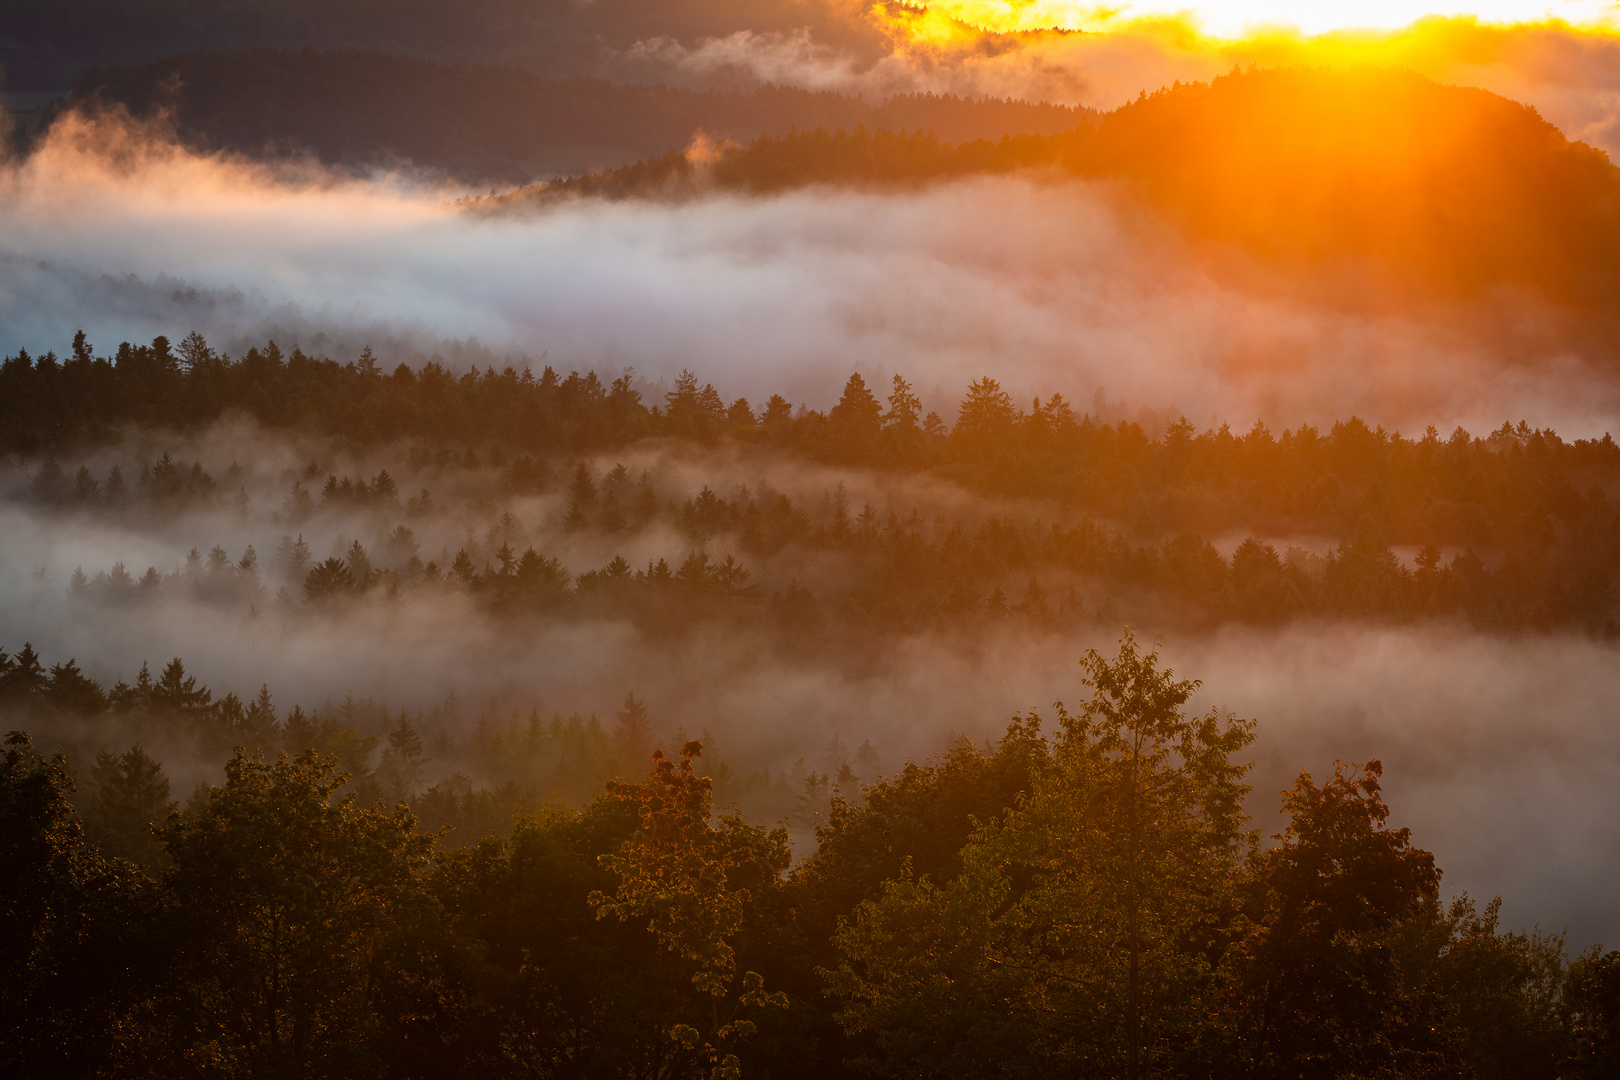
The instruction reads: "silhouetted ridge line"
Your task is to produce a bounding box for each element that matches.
[495,66,1620,315]
[41,49,1091,182]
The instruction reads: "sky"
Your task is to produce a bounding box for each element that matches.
[918,0,1620,35]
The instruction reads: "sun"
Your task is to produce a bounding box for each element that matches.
[915,0,1620,37]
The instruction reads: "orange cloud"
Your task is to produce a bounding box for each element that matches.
[841,6,1620,154]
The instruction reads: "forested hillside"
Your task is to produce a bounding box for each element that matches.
[504,67,1620,322]
[40,50,1087,182]
[9,2,1620,1075]
[4,634,1617,1077]
[6,329,1620,635]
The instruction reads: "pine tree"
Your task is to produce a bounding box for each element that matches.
[569,462,598,506]
[955,376,1019,442]
[831,372,882,447]
[46,659,106,715]
[30,459,68,505]
[614,692,653,769]
[371,469,398,503]
[884,374,922,430]
[823,732,851,775]
[853,738,883,782]
[71,328,94,365]
[103,464,127,505]
[72,465,99,506]
[304,558,354,601]
[1,643,47,698]
[152,658,213,715]
[274,534,312,581]
[282,482,315,521]
[177,330,214,372]
[761,394,794,429]
[90,744,173,870]
[345,540,373,587]
[282,706,317,753]
[379,712,426,802]
[244,685,279,747]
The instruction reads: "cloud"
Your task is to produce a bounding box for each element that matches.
[6,111,1620,436]
[640,12,1620,159]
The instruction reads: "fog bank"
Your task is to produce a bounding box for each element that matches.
[5,114,1620,436]
[5,538,1616,945]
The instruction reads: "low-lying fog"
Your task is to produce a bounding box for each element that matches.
[2,428,1617,947]
[8,553,1618,947]
[6,114,1620,437]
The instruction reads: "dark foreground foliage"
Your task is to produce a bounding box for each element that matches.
[3,633,1618,1079]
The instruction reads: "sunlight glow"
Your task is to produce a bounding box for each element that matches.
[914,0,1620,37]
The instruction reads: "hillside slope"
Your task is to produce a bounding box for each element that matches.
[506,66,1620,320]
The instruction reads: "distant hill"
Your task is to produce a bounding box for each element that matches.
[42,49,1091,183]
[504,66,1620,322]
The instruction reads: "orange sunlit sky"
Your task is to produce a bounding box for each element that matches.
[855,1,1620,152]
[918,0,1619,36]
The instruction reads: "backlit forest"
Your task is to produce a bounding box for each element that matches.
[5,326,1620,1073]
[7,634,1620,1077]
[8,2,1620,1077]
[6,330,1618,636]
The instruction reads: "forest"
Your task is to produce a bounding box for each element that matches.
[5,631,1618,1078]
[5,328,1619,636]
[7,10,1620,1073]
[35,50,1086,183]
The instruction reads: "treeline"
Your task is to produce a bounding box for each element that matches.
[0,641,868,838]
[43,50,1087,182]
[41,481,1620,636]
[9,329,1620,632]
[505,66,1620,320]
[5,634,1618,1077]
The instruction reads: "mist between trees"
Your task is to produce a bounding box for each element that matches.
[5,631,1619,1079]
[7,328,1620,638]
[0,635,878,845]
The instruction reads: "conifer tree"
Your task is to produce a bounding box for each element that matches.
[72,465,99,506]
[831,372,882,443]
[90,745,173,870]
[151,658,212,715]
[883,374,922,430]
[244,685,279,747]
[614,692,653,768]
[1,643,47,699]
